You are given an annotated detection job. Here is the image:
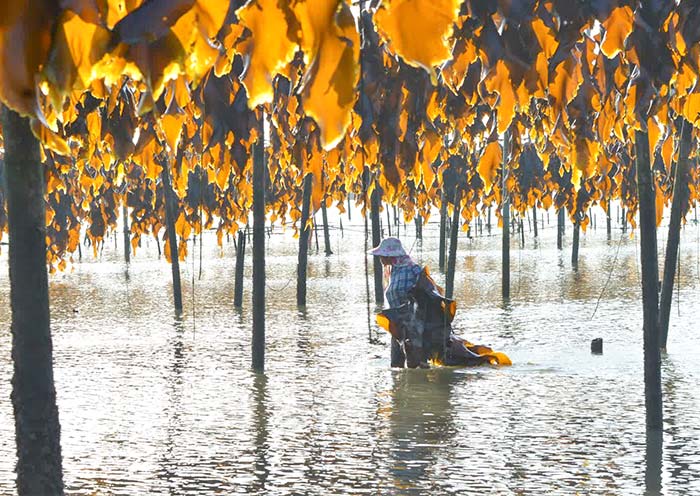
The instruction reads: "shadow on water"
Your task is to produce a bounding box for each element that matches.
[661,356,700,493]
[251,373,270,494]
[157,316,187,495]
[645,429,662,496]
[383,368,463,493]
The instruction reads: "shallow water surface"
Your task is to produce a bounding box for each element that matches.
[1,214,700,495]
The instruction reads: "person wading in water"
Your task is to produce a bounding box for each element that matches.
[370,237,512,368]
[368,237,424,366]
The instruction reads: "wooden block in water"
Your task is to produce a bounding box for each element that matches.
[591,338,603,354]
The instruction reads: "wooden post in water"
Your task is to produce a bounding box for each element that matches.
[370,180,384,304]
[635,130,663,431]
[347,194,352,222]
[532,206,538,238]
[123,203,130,263]
[1,105,65,495]
[161,151,183,313]
[659,118,692,350]
[519,218,525,246]
[526,210,531,232]
[606,202,612,240]
[502,130,511,299]
[297,173,313,306]
[234,228,246,308]
[313,214,320,253]
[439,193,447,272]
[321,199,332,255]
[557,207,565,250]
[415,215,423,240]
[383,204,390,237]
[572,214,580,268]
[252,112,266,371]
[445,188,461,299]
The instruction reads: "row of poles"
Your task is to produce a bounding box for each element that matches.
[225,123,687,439]
[0,2,693,491]
[2,103,695,494]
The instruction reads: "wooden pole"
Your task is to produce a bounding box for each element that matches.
[502,130,511,299]
[252,112,266,371]
[161,151,183,313]
[659,118,692,350]
[297,173,313,306]
[635,129,663,431]
[415,215,423,240]
[572,215,580,268]
[526,210,531,232]
[2,105,65,495]
[557,207,565,250]
[234,228,246,308]
[385,204,392,237]
[370,180,384,304]
[533,206,538,238]
[445,188,461,299]
[122,203,130,263]
[606,201,612,240]
[313,214,319,253]
[439,192,447,272]
[321,199,332,255]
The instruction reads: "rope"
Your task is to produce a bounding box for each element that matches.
[265,273,295,292]
[591,231,625,320]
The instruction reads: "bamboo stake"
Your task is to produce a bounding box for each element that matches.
[297,173,313,307]
[635,129,663,431]
[234,228,246,308]
[502,129,511,299]
[446,188,461,299]
[161,151,183,313]
[251,111,266,371]
[660,118,692,350]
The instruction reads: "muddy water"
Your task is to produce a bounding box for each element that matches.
[0,213,699,495]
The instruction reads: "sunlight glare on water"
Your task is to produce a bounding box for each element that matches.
[1,211,700,495]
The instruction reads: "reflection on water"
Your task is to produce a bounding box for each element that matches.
[382,370,459,493]
[646,430,662,496]
[252,373,270,494]
[0,216,699,494]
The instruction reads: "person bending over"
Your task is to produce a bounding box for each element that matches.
[368,237,425,366]
[369,237,421,307]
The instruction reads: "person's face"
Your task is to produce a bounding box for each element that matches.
[380,256,392,266]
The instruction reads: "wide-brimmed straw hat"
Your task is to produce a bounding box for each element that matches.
[368,237,407,257]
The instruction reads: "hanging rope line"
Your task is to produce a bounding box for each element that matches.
[591,231,625,320]
[265,273,296,292]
